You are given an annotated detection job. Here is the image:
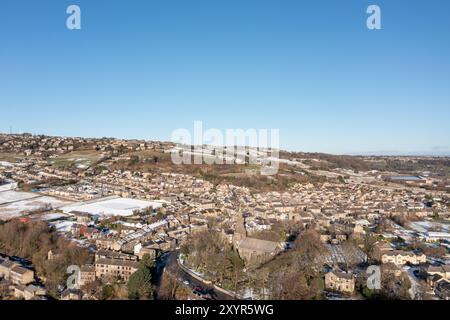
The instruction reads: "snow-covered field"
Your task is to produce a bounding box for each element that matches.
[410,221,449,233]
[0,182,18,192]
[60,197,163,217]
[0,161,13,167]
[0,190,40,205]
[0,192,72,220]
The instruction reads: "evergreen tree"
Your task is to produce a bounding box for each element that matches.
[127,254,154,300]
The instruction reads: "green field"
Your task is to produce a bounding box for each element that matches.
[49,150,103,169]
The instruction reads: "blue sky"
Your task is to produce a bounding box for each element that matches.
[0,0,449,155]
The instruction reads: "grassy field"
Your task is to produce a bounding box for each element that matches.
[0,152,23,162]
[49,150,103,169]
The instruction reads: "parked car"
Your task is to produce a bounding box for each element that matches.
[192,290,202,297]
[194,286,206,294]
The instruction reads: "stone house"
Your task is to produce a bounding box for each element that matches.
[324,270,355,295]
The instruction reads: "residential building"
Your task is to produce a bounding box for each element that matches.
[325,270,356,295]
[381,251,426,266]
[95,258,139,282]
[0,257,34,285]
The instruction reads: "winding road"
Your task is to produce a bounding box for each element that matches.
[158,250,234,300]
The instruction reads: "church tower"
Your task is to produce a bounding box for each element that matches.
[233,213,247,247]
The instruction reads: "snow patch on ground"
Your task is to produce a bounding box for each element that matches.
[61,197,162,217]
[410,221,449,233]
[0,161,13,167]
[0,192,72,220]
[50,220,75,232]
[0,190,40,205]
[0,182,18,192]
[39,213,70,221]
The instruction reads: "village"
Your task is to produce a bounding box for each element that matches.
[0,133,449,300]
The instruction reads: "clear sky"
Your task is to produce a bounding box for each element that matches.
[1,0,449,155]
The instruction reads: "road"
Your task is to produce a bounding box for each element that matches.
[406,267,423,299]
[159,250,234,300]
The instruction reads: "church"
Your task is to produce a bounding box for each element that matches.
[233,214,282,266]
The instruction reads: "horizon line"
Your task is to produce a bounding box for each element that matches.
[2,131,449,158]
